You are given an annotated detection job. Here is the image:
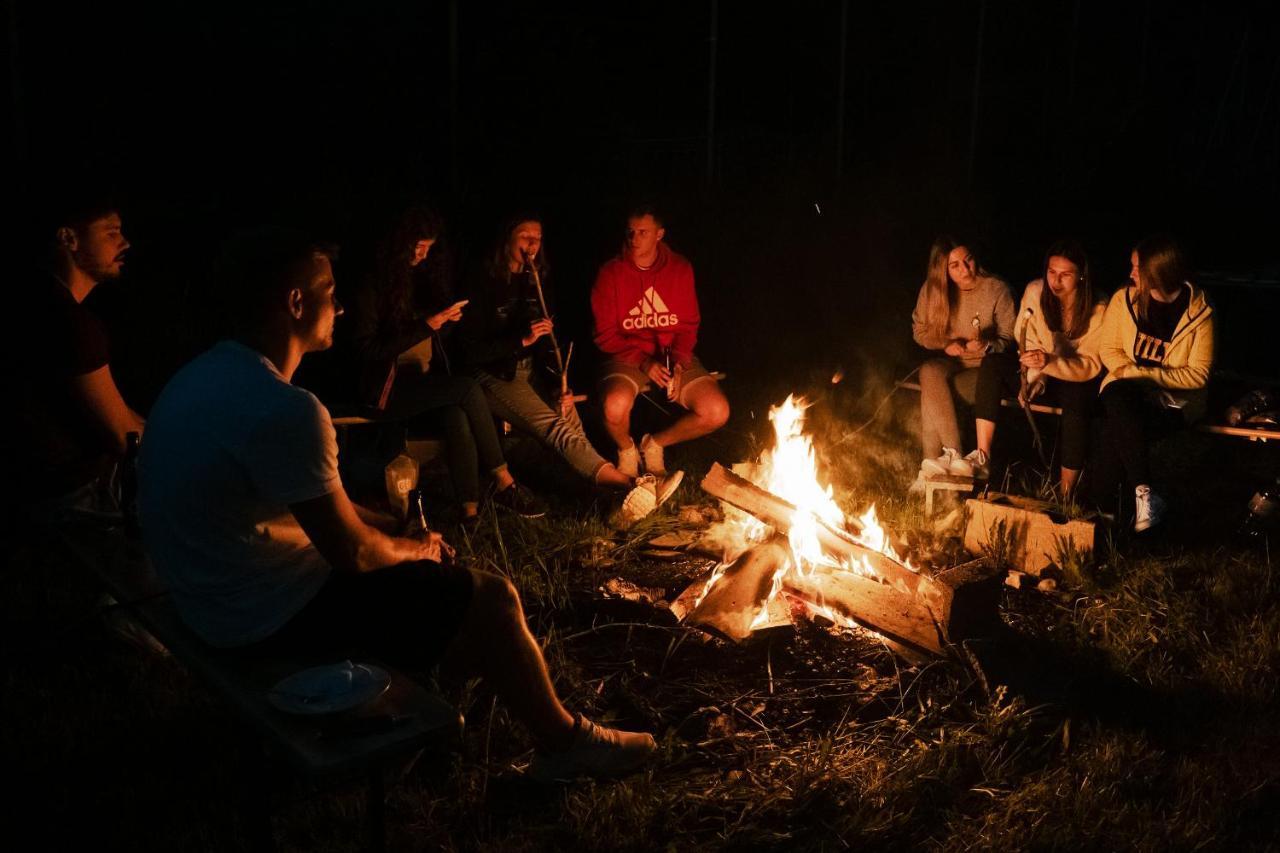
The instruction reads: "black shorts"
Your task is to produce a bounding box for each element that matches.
[251,560,475,671]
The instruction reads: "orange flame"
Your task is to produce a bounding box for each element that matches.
[698,394,914,627]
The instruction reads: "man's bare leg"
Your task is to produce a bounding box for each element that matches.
[650,379,730,449]
[440,570,576,750]
[601,378,638,451]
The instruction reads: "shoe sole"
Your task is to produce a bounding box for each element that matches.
[655,471,684,506]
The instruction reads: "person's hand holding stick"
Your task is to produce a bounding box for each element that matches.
[1017,307,1048,466]
[522,249,571,403]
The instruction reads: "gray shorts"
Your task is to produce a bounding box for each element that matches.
[600,356,714,409]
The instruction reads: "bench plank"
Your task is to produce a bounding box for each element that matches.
[895,380,1280,441]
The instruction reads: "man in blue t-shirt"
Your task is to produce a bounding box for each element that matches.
[139,228,654,783]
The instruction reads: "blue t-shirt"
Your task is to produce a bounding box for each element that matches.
[138,341,340,647]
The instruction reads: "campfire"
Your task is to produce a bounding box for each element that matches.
[676,396,994,656]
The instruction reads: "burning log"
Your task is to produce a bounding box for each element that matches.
[698,463,1001,656]
[701,463,953,620]
[685,535,793,642]
[781,567,944,654]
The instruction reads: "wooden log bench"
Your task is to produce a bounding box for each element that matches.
[58,518,462,852]
[895,380,1280,443]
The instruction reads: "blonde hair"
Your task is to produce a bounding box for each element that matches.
[919,235,981,343]
[1133,235,1188,323]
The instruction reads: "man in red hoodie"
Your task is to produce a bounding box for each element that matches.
[592,207,730,477]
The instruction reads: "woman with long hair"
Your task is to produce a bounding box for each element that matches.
[969,239,1107,499]
[457,215,680,520]
[1094,235,1214,531]
[910,236,1016,484]
[352,205,546,523]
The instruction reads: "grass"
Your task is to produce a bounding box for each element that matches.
[5,403,1280,851]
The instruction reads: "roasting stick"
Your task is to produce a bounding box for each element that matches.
[522,249,587,404]
[1018,307,1049,467]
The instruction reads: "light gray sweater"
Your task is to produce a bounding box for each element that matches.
[912,274,1016,367]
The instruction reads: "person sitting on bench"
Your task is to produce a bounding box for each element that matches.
[137,227,657,782]
[1093,235,1214,532]
[11,189,145,516]
[969,239,1106,499]
[910,235,1015,486]
[351,204,546,523]
[592,205,729,477]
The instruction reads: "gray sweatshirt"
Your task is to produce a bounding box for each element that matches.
[912,274,1016,367]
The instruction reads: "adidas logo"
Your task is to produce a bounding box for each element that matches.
[621,287,680,330]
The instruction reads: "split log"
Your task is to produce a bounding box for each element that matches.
[684,535,793,642]
[701,463,953,622]
[782,567,944,655]
[963,494,1097,576]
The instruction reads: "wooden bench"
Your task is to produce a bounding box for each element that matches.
[895,380,1280,443]
[58,518,462,852]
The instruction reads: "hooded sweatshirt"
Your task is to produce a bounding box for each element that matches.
[592,243,700,367]
[1014,279,1106,384]
[1098,283,1214,416]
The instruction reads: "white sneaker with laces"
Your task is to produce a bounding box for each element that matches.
[617,444,640,479]
[640,433,666,476]
[921,448,961,478]
[1134,484,1167,533]
[951,449,989,480]
[527,715,657,782]
[608,471,684,529]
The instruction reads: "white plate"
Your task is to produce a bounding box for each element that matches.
[268,661,391,715]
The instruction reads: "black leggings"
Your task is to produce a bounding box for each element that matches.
[1093,379,1186,492]
[383,373,507,505]
[974,351,1099,470]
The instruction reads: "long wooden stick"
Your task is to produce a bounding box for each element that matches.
[1018,308,1049,467]
[524,254,569,399]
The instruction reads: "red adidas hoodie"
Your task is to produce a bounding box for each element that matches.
[591,242,700,367]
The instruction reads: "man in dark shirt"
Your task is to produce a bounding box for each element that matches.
[12,196,145,508]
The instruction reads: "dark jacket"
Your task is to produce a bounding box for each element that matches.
[457,265,557,382]
[351,264,456,410]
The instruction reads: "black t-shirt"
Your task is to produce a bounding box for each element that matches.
[1133,285,1190,368]
[8,274,114,498]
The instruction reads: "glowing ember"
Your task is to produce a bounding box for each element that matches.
[697,394,915,629]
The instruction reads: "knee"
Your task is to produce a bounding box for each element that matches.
[439,406,468,433]
[697,393,730,429]
[919,359,950,389]
[472,571,522,623]
[602,387,635,425]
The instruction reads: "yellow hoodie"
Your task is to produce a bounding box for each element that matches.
[1014,279,1106,384]
[1098,283,1214,414]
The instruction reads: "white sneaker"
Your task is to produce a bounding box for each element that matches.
[640,433,666,476]
[951,449,989,480]
[608,471,684,529]
[527,715,657,782]
[921,448,961,478]
[617,444,640,479]
[1134,484,1167,533]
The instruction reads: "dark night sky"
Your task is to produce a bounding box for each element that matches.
[7,1,1279,405]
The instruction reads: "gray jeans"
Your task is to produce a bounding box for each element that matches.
[474,363,610,481]
[918,357,979,459]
